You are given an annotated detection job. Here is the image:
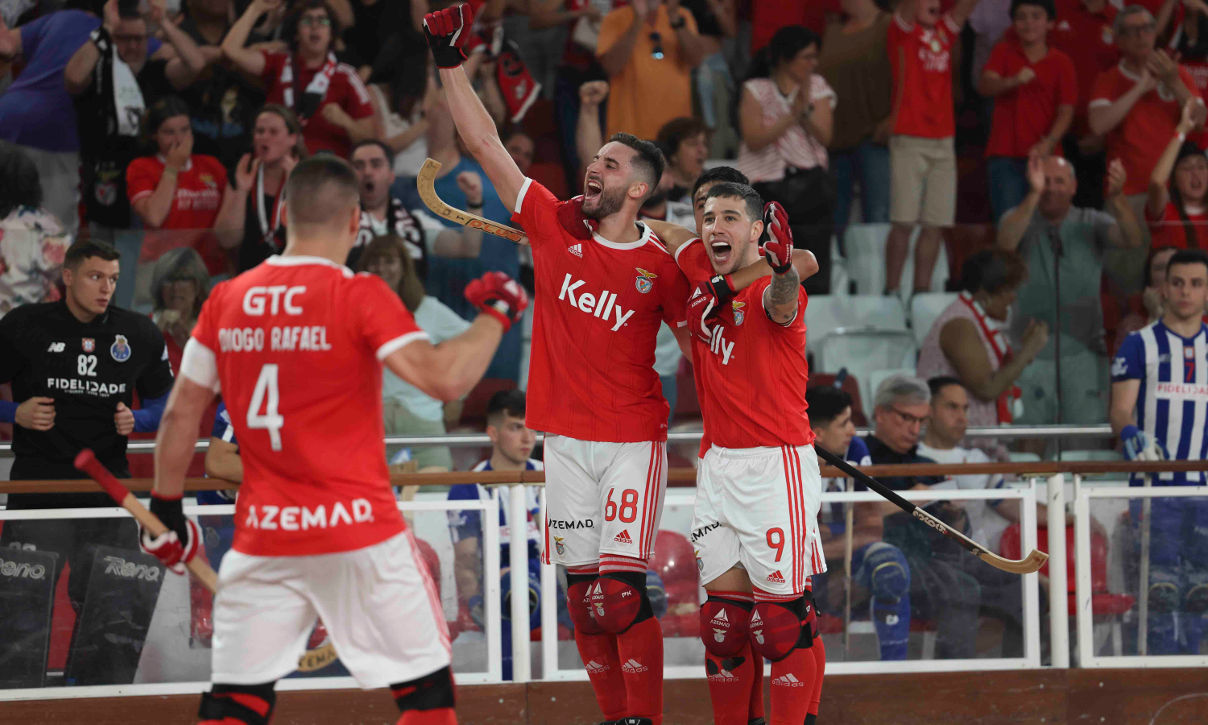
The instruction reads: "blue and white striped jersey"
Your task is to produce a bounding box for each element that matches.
[447,459,544,561]
[1112,320,1208,484]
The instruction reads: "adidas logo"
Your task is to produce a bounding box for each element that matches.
[767,570,785,584]
[772,673,806,688]
[585,659,610,674]
[614,530,633,544]
[621,658,648,673]
[707,669,737,682]
[569,243,583,258]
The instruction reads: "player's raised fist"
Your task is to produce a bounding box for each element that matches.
[140,493,200,575]
[423,3,474,69]
[466,271,529,332]
[762,201,793,274]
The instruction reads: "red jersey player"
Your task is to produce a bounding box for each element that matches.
[678,185,827,725]
[140,157,527,725]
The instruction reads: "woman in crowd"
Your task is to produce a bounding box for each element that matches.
[128,96,234,276]
[221,0,376,158]
[656,116,710,205]
[1147,99,1208,249]
[358,234,468,472]
[0,141,70,318]
[737,24,835,293]
[818,0,893,241]
[918,249,1049,431]
[368,43,433,178]
[150,246,210,370]
[214,104,307,272]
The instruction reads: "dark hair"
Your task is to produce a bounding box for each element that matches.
[486,389,526,424]
[370,38,429,119]
[284,156,360,226]
[350,139,395,167]
[1166,248,1208,276]
[503,125,533,145]
[927,376,964,398]
[607,132,665,200]
[1168,141,1208,248]
[64,239,121,270]
[692,165,749,200]
[704,182,763,221]
[356,234,425,312]
[0,140,42,217]
[959,249,1028,295]
[143,95,192,152]
[805,385,852,427]
[255,104,310,162]
[151,247,210,317]
[283,0,341,52]
[1010,0,1056,19]
[1144,245,1179,286]
[656,117,708,160]
[749,25,819,79]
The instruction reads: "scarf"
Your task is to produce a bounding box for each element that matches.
[958,292,1022,423]
[279,52,338,125]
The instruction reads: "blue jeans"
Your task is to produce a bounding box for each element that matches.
[830,140,890,248]
[987,157,1030,222]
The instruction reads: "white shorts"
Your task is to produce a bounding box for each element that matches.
[691,444,826,596]
[542,435,667,567]
[211,530,450,688]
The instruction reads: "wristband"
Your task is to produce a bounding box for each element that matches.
[91,27,112,54]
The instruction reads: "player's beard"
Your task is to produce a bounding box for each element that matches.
[582,185,626,220]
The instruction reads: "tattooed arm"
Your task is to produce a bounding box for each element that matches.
[763,266,800,326]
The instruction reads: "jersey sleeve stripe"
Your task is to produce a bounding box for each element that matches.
[129,190,154,204]
[180,338,221,393]
[376,330,431,360]
[672,236,702,266]
[514,177,534,215]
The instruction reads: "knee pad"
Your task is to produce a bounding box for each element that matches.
[589,571,653,634]
[749,597,815,662]
[501,566,542,629]
[566,577,604,635]
[198,683,276,725]
[1186,583,1208,613]
[868,548,909,602]
[1148,581,1181,614]
[391,666,455,712]
[699,596,753,657]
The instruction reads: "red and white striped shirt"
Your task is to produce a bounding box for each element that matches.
[736,76,836,183]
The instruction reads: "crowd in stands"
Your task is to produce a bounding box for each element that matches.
[3,0,1208,677]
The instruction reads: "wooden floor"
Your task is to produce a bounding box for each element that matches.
[2,668,1207,724]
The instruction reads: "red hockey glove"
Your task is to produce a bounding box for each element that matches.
[140,493,200,575]
[465,271,529,332]
[762,201,793,274]
[423,3,475,69]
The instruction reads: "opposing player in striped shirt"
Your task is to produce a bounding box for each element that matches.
[1110,248,1208,655]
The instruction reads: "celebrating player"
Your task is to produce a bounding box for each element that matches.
[1110,248,1208,655]
[678,185,826,725]
[143,155,527,725]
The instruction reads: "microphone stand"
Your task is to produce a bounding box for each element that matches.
[1048,224,1063,433]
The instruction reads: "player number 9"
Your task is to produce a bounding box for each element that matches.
[604,488,639,523]
[766,528,785,562]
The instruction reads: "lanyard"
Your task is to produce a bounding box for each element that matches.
[958,292,1021,423]
[256,163,286,246]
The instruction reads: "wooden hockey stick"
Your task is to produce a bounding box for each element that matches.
[814,446,1048,575]
[73,449,337,671]
[416,158,528,242]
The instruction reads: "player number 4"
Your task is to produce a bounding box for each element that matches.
[248,364,284,451]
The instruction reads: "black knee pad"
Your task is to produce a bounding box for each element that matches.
[749,595,816,662]
[590,571,654,634]
[391,666,455,712]
[198,682,277,725]
[566,572,605,634]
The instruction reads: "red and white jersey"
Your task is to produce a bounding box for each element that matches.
[676,239,815,451]
[512,178,690,442]
[184,256,427,556]
[888,13,961,139]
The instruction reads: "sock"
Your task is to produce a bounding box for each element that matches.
[809,635,826,716]
[748,649,765,722]
[574,627,627,719]
[397,709,457,724]
[768,647,817,725]
[706,640,757,725]
[871,593,910,660]
[616,615,664,725]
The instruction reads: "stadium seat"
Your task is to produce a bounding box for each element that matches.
[808,371,868,427]
[909,292,959,346]
[805,294,909,353]
[842,224,950,299]
[457,378,518,429]
[652,531,700,638]
[815,331,917,418]
[829,235,850,296]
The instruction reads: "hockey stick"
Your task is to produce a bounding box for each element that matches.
[73,449,337,671]
[416,158,528,242]
[814,446,1048,575]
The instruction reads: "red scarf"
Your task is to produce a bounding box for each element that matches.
[958,292,1021,423]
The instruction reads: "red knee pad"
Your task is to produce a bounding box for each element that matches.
[567,580,605,634]
[749,601,807,662]
[699,596,752,657]
[589,575,643,633]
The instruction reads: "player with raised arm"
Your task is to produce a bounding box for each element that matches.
[139,156,527,725]
[1110,248,1208,655]
[679,184,826,725]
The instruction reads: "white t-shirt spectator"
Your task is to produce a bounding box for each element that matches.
[382,296,471,421]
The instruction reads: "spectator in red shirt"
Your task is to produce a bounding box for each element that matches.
[1163,0,1208,141]
[885,0,982,296]
[979,0,1077,221]
[1052,0,1119,209]
[1147,98,1208,248]
[1088,5,1203,201]
[221,0,376,159]
[127,96,237,276]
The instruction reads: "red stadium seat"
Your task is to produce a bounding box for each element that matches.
[999,524,1134,617]
[808,372,867,427]
[457,378,518,429]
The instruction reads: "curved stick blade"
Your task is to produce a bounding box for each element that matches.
[978,548,1049,575]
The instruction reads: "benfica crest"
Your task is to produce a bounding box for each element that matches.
[634,267,657,294]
